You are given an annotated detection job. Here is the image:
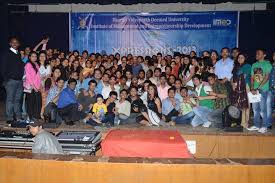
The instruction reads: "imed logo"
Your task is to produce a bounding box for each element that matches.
[213,19,231,26]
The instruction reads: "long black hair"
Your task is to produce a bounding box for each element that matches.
[38,50,49,69]
[232,52,248,80]
[180,55,191,76]
[147,83,159,100]
[27,51,38,73]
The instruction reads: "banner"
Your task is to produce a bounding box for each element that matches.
[70,12,238,56]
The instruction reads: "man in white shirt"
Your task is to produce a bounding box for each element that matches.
[150,68,161,85]
[114,89,131,125]
[214,47,234,82]
[157,73,170,101]
[100,73,111,99]
[214,47,234,96]
[102,75,120,99]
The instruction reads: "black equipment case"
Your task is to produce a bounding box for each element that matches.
[0,130,101,155]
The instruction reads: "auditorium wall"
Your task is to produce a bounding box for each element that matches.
[7,10,275,60]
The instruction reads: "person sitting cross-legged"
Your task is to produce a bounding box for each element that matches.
[77,79,97,113]
[83,94,107,126]
[171,87,196,125]
[101,91,118,127]
[114,89,131,125]
[44,77,65,123]
[161,87,180,125]
[127,86,147,124]
[191,74,216,128]
[57,78,85,125]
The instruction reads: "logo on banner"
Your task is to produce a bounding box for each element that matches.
[213,19,231,26]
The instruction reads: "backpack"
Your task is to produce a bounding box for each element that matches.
[222,105,242,131]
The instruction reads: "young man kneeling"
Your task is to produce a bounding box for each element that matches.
[27,120,63,154]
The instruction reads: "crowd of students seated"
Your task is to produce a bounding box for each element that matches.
[1,37,274,133]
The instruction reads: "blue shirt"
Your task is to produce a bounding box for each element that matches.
[162,97,180,116]
[175,92,183,103]
[64,80,81,95]
[132,64,142,76]
[22,56,28,63]
[95,80,103,94]
[46,86,60,105]
[80,78,103,94]
[214,57,234,80]
[57,87,78,108]
[79,78,92,91]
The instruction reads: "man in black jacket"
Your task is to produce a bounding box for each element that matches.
[0,37,25,123]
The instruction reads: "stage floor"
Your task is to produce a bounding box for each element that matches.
[1,101,275,159]
[0,102,274,136]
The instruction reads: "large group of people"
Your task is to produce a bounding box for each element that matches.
[1,37,274,134]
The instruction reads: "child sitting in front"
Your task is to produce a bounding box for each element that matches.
[83,94,107,125]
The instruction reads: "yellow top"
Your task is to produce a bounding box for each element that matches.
[92,103,107,114]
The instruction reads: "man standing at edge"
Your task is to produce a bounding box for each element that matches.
[0,37,25,124]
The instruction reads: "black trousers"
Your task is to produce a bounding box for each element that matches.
[44,102,62,123]
[164,109,179,122]
[58,103,85,123]
[25,90,42,120]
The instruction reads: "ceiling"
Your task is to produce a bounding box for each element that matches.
[5,0,274,5]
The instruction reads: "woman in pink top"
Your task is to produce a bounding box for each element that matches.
[23,51,42,120]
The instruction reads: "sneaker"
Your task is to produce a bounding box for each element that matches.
[247,126,260,131]
[202,121,212,128]
[258,127,267,134]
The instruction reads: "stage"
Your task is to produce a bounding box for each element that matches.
[1,104,275,182]
[1,119,275,158]
[1,98,275,158]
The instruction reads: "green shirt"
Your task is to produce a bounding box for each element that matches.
[195,84,214,109]
[238,63,251,85]
[180,98,196,115]
[251,60,272,91]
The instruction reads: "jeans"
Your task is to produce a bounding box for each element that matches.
[4,79,23,120]
[114,114,129,125]
[272,89,275,110]
[252,90,273,128]
[207,108,224,128]
[102,113,115,125]
[191,106,213,127]
[22,93,27,116]
[172,111,195,124]
[127,113,142,124]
